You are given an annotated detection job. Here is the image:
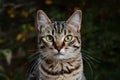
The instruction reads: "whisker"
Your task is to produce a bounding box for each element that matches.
[83,56,94,80]
[27,49,38,52]
[28,59,38,73]
[81,49,101,63]
[27,54,41,73]
[83,55,96,69]
[27,52,49,79]
[28,52,39,59]
[81,49,91,54]
[29,54,40,63]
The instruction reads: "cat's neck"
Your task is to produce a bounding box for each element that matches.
[38,54,83,79]
[41,54,82,65]
[39,54,83,73]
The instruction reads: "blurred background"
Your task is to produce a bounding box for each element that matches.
[0,0,120,80]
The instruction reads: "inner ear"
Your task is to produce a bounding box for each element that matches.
[66,10,82,31]
[36,10,51,31]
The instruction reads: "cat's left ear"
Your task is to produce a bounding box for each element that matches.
[36,10,51,31]
[66,10,82,31]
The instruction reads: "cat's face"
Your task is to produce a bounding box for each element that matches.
[36,10,82,60]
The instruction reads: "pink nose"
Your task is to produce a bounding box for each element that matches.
[56,46,62,51]
[54,41,64,51]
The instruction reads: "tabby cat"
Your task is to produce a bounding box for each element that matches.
[28,10,86,80]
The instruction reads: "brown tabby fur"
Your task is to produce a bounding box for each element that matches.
[28,10,86,80]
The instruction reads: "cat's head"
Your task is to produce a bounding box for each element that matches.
[36,10,82,60]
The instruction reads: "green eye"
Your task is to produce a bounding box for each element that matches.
[64,35,73,42]
[46,35,53,42]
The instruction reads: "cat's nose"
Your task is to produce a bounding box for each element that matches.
[54,41,64,52]
[56,46,61,52]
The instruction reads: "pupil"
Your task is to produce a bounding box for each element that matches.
[49,37,51,40]
[68,36,70,39]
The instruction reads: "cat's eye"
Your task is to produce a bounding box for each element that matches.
[46,35,53,42]
[64,35,73,42]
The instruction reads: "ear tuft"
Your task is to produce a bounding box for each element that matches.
[36,10,51,31]
[66,10,82,31]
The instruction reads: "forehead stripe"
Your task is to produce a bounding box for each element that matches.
[52,29,54,35]
[53,22,65,34]
[61,23,65,33]
[57,22,60,33]
[53,22,57,32]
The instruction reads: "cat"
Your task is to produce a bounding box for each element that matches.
[27,10,86,80]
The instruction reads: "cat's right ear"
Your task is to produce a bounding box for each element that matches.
[66,10,82,32]
[36,10,51,31]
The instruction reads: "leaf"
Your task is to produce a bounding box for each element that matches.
[0,38,4,44]
[45,0,53,5]
[0,73,7,79]
[16,33,23,41]
[21,10,29,18]
[8,8,15,18]
[29,26,35,32]
[74,7,80,11]
[0,65,4,71]
[2,49,12,65]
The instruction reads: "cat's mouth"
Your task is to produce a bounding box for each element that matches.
[54,52,64,55]
[54,52,64,59]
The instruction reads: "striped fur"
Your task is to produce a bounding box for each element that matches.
[28,10,86,80]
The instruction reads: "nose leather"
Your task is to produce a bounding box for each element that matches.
[54,41,64,51]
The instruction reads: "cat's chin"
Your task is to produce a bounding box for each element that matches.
[55,54,64,59]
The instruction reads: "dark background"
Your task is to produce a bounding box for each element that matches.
[0,0,120,80]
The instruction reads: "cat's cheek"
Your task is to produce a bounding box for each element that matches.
[60,48,65,54]
[67,47,74,52]
[66,48,76,57]
[53,49,58,55]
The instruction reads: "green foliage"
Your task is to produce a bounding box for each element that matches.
[0,0,119,80]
